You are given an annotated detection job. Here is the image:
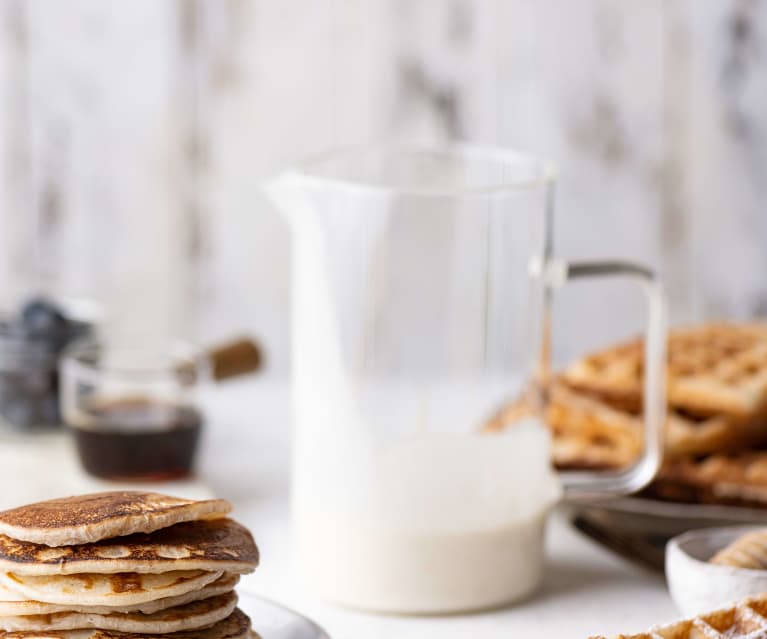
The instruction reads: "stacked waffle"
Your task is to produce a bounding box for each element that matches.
[0,492,259,639]
[485,323,767,507]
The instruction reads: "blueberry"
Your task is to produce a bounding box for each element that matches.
[20,297,67,337]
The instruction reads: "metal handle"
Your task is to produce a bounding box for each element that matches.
[537,258,667,500]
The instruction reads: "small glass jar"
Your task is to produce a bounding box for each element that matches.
[60,339,210,481]
[0,315,92,431]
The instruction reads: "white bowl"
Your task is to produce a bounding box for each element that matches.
[667,525,767,615]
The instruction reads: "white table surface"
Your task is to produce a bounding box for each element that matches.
[0,380,680,639]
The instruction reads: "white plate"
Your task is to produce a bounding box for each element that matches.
[238,591,331,639]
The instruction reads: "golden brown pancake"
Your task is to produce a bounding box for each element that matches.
[0,592,237,633]
[0,608,253,639]
[0,519,258,576]
[0,573,239,617]
[0,570,223,607]
[0,493,232,548]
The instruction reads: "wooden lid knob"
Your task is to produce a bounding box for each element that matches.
[208,337,263,381]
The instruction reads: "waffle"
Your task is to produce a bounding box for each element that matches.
[647,451,767,507]
[485,383,642,470]
[564,323,767,419]
[589,592,767,638]
[710,529,767,568]
[484,382,767,470]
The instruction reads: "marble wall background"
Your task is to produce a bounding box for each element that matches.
[0,0,766,374]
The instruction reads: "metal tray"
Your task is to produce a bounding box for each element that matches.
[566,497,767,571]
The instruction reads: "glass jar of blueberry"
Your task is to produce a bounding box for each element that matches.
[0,298,93,431]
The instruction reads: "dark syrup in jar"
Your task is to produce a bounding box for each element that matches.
[71,398,202,480]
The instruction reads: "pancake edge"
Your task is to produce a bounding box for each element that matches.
[0,501,232,548]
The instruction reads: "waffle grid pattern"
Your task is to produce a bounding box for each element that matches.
[565,324,767,418]
[590,595,767,638]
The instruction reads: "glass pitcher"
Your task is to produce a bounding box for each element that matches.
[266,145,666,614]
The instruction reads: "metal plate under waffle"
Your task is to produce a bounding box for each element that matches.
[567,497,767,571]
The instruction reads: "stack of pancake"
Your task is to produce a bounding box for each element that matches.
[0,492,259,639]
